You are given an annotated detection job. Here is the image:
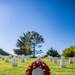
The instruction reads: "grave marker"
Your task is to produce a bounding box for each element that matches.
[69,57,73,64]
[53,57,57,63]
[2,55,5,60]
[21,55,24,62]
[60,58,66,68]
[5,56,9,62]
[12,56,17,66]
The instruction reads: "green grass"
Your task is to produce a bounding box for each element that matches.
[0,57,75,75]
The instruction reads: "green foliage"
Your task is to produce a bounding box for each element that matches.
[22,46,32,55]
[62,46,75,57]
[0,48,9,55]
[13,49,27,55]
[14,31,44,56]
[47,47,60,57]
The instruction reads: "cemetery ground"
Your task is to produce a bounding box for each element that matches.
[0,57,75,75]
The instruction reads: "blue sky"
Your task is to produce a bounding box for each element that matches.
[0,0,75,55]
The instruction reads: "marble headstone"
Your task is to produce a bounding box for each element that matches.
[49,56,53,61]
[12,56,17,66]
[69,57,73,64]
[48,55,49,59]
[73,57,75,61]
[18,55,21,59]
[21,55,24,62]
[26,56,29,61]
[60,58,66,68]
[61,56,65,59]
[5,56,9,62]
[53,57,57,63]
[2,56,5,60]
[9,55,12,58]
[32,67,44,75]
[32,55,44,75]
[34,55,44,62]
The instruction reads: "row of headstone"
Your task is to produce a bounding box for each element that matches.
[0,54,31,61]
[11,56,75,68]
[48,55,75,68]
[0,54,13,59]
[0,54,31,67]
[12,55,31,66]
[59,56,75,68]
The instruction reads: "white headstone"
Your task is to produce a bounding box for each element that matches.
[61,56,65,59]
[34,55,44,62]
[60,58,66,68]
[2,55,5,60]
[32,67,44,75]
[12,56,17,66]
[18,55,21,59]
[48,55,49,59]
[69,57,73,64]
[73,57,75,61]
[26,56,29,61]
[28,55,31,59]
[9,55,12,58]
[21,55,24,62]
[53,57,57,63]
[5,56,9,62]
[49,56,52,61]
[32,56,44,75]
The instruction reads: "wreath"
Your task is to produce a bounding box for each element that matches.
[26,61,50,75]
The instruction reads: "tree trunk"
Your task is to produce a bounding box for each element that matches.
[33,46,35,57]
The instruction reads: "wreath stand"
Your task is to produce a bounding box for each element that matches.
[26,56,51,75]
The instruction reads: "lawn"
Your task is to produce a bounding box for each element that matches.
[0,57,75,75]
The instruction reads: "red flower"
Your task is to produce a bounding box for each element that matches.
[26,61,51,75]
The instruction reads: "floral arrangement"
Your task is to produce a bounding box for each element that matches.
[26,61,50,75]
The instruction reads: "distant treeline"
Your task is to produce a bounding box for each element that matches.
[0,48,9,55]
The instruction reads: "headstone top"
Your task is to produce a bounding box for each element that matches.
[32,67,44,75]
[34,55,44,62]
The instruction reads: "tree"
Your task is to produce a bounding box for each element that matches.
[62,46,75,57]
[14,31,44,56]
[47,47,60,57]
[0,48,9,55]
